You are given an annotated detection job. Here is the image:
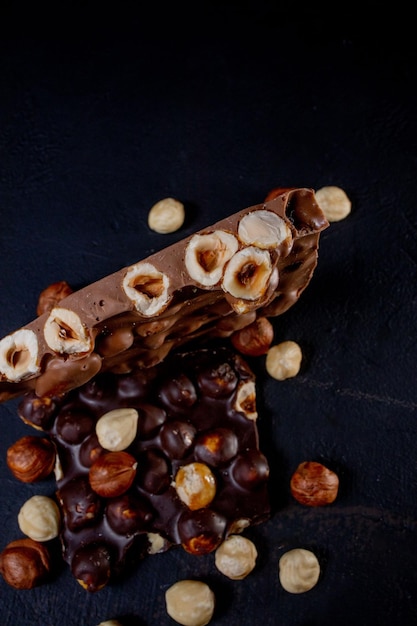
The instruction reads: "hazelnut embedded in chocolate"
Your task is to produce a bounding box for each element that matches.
[178,508,227,555]
[71,543,112,592]
[106,493,154,535]
[194,428,238,467]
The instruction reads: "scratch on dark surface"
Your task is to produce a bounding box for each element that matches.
[298,377,417,411]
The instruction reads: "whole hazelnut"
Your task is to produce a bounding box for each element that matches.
[89,451,137,498]
[279,548,320,593]
[36,280,73,316]
[18,495,61,542]
[230,316,274,356]
[7,435,56,483]
[290,461,339,506]
[0,538,51,589]
[165,579,215,626]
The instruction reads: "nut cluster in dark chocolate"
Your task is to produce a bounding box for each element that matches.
[18,347,270,592]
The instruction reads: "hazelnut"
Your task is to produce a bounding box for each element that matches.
[148,197,185,234]
[315,185,351,222]
[0,538,51,589]
[231,316,274,356]
[222,246,272,302]
[89,451,137,498]
[234,380,258,420]
[290,461,339,506]
[278,548,320,593]
[237,209,292,249]
[36,280,73,316]
[18,495,61,542]
[0,328,40,382]
[43,307,93,355]
[215,534,257,580]
[265,340,302,380]
[174,462,216,510]
[95,407,139,451]
[7,435,56,482]
[122,262,171,316]
[184,230,238,287]
[97,621,123,626]
[165,579,215,626]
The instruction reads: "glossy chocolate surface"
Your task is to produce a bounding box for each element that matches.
[18,346,270,591]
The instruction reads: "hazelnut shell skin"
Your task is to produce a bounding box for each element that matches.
[0,538,51,589]
[6,435,56,482]
[290,461,339,506]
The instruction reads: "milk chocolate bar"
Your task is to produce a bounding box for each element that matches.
[0,189,328,402]
[18,346,270,591]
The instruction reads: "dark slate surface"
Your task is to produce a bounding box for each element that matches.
[0,3,416,625]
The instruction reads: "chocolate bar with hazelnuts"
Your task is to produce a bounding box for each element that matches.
[0,188,328,402]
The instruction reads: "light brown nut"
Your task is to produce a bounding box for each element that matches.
[265,340,302,380]
[122,262,171,316]
[290,461,339,506]
[95,407,139,451]
[279,548,320,593]
[7,435,56,482]
[148,197,185,234]
[315,185,351,222]
[97,621,123,626]
[184,231,239,287]
[89,451,137,498]
[231,316,274,356]
[0,328,40,382]
[17,495,61,542]
[215,534,257,580]
[165,579,215,626]
[0,538,51,589]
[36,280,73,316]
[222,246,272,301]
[238,209,292,249]
[173,462,216,510]
[234,381,258,421]
[43,307,92,355]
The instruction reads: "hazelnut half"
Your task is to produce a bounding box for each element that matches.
[0,538,51,589]
[7,435,56,483]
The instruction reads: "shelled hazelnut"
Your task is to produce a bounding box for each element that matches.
[215,534,257,580]
[165,579,215,626]
[265,340,302,380]
[290,461,339,506]
[279,548,320,593]
[7,435,56,482]
[18,495,61,542]
[148,197,185,234]
[0,538,51,589]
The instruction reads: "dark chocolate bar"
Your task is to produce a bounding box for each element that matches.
[18,346,270,591]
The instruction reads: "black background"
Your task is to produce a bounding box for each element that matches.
[0,2,416,625]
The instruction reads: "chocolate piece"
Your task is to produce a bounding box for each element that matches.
[0,189,328,401]
[18,347,270,591]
